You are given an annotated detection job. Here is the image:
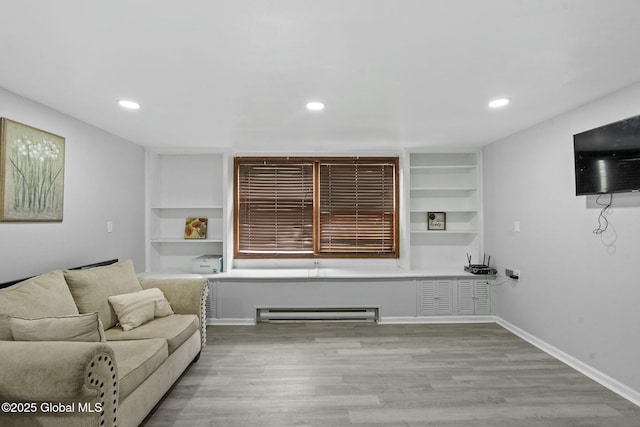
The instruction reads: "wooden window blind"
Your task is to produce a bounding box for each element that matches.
[234,157,398,258]
[318,161,397,254]
[236,160,314,254]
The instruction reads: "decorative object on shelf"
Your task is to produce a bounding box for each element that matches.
[184,217,207,239]
[0,118,65,222]
[427,212,446,230]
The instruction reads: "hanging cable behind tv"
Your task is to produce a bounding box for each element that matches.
[593,193,613,234]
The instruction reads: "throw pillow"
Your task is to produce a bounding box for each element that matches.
[109,287,173,316]
[9,312,106,342]
[146,288,174,318]
[107,294,156,331]
[0,270,80,340]
[64,259,143,329]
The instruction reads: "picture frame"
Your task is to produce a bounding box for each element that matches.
[0,118,65,222]
[184,217,208,239]
[427,211,446,230]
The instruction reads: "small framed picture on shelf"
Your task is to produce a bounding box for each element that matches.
[427,212,446,230]
[184,217,208,239]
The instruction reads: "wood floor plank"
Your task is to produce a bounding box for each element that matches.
[142,323,640,426]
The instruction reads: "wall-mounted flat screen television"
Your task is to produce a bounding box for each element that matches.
[574,114,640,195]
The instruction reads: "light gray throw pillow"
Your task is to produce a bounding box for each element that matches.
[108,288,174,331]
[9,312,106,342]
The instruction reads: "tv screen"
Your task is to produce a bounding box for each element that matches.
[574,114,640,195]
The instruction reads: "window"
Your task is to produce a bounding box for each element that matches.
[235,160,314,254]
[235,157,398,258]
[318,161,396,254]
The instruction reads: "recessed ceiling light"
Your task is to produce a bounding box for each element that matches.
[306,101,325,111]
[118,99,141,110]
[488,98,510,108]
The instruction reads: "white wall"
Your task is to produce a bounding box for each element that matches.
[213,278,418,321]
[0,87,146,281]
[483,82,640,394]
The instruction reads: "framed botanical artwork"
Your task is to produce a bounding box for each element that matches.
[427,212,446,230]
[184,217,208,239]
[0,118,65,222]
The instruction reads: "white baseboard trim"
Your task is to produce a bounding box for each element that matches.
[207,316,497,325]
[380,315,497,324]
[495,317,640,407]
[207,318,254,325]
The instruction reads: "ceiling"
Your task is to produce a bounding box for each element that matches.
[1,0,640,153]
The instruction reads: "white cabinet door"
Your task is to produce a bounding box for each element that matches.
[421,280,453,315]
[474,280,491,315]
[457,278,491,315]
[437,280,454,314]
[457,279,475,315]
[421,280,437,315]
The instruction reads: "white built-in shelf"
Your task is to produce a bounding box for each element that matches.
[410,209,477,213]
[151,238,224,243]
[408,151,481,270]
[409,165,478,170]
[146,152,225,273]
[410,230,479,235]
[410,187,478,192]
[151,206,223,210]
[409,153,477,168]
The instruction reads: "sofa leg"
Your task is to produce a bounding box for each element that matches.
[192,351,202,363]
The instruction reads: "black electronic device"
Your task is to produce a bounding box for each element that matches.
[464,253,497,275]
[464,265,497,275]
[574,114,640,196]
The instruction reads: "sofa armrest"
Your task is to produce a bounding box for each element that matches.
[0,341,118,427]
[139,277,209,348]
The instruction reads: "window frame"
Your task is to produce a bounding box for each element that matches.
[234,156,399,259]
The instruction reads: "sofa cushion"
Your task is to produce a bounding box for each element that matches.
[64,259,142,329]
[9,312,106,342]
[108,338,168,401]
[105,314,199,355]
[0,270,79,340]
[108,288,174,331]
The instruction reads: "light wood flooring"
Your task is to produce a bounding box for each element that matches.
[143,322,640,426]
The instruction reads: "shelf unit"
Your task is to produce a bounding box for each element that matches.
[409,152,481,269]
[146,153,224,273]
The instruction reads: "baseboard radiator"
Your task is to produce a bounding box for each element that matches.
[257,307,379,323]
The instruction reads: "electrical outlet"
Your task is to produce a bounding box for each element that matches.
[496,264,507,277]
[498,265,520,280]
[505,268,520,280]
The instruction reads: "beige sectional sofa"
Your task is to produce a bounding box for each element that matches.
[0,260,208,427]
